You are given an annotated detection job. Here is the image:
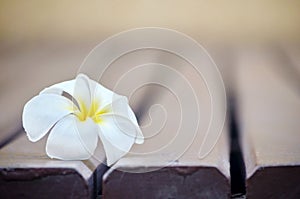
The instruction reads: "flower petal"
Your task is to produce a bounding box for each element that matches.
[97,114,138,166]
[42,74,113,107]
[46,115,98,160]
[105,97,144,144]
[72,74,92,110]
[88,78,116,109]
[40,79,75,96]
[41,74,92,113]
[22,94,73,142]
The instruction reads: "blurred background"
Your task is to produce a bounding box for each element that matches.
[1,0,300,43]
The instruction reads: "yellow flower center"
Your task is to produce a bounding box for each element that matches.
[71,99,110,124]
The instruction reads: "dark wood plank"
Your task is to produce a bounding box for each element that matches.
[101,48,230,199]
[236,46,300,199]
[0,133,105,198]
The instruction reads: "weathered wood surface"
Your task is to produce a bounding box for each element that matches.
[101,48,230,199]
[103,137,230,199]
[236,46,300,198]
[0,133,105,198]
[2,41,300,198]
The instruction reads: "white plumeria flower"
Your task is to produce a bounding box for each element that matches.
[22,74,144,166]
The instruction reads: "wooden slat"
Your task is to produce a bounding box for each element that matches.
[103,136,230,199]
[236,46,300,198]
[0,132,106,198]
[101,48,230,198]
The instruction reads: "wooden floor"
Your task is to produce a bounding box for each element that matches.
[0,41,300,198]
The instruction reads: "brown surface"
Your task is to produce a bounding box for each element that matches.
[2,41,300,198]
[0,133,105,198]
[247,166,300,198]
[0,168,90,199]
[104,167,230,199]
[102,47,230,198]
[236,46,300,198]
